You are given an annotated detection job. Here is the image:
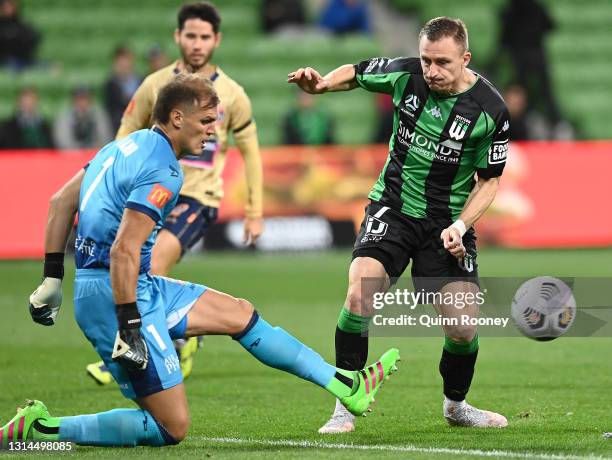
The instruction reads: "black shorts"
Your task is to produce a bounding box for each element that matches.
[162,195,218,254]
[352,201,479,290]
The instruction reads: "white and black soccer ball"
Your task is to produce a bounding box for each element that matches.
[511,276,576,341]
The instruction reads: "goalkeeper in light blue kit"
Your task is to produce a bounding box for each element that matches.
[0,74,399,448]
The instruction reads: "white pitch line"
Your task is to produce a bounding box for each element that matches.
[195,436,610,460]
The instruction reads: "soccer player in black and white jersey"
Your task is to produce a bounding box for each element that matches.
[289,17,510,433]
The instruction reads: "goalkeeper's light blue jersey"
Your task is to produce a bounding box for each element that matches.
[75,127,183,273]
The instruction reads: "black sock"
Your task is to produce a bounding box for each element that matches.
[335,326,368,371]
[439,348,478,401]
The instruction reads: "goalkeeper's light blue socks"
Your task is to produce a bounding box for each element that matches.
[234,311,356,397]
[57,409,177,446]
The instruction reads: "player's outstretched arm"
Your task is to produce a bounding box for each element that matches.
[29,169,84,326]
[287,64,357,93]
[440,176,500,259]
[110,209,156,371]
[45,169,84,253]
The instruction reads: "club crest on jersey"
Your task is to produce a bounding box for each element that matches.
[449,115,471,140]
[147,184,173,209]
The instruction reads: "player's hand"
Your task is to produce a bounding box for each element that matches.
[29,277,62,326]
[287,67,328,94]
[243,217,264,245]
[112,303,148,371]
[440,227,466,260]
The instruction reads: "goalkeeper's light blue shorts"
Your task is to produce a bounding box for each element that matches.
[74,268,206,399]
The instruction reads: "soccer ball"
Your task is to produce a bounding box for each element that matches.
[511,276,576,341]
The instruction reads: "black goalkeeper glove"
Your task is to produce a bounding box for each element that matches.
[111,302,148,371]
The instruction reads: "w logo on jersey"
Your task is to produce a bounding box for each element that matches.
[449,115,471,141]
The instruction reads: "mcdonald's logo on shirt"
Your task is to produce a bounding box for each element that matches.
[147,184,173,209]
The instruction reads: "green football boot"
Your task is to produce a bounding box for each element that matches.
[340,348,400,416]
[0,400,59,448]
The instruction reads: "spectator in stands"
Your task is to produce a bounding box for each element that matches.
[318,0,370,36]
[103,45,141,132]
[499,0,571,138]
[0,0,40,71]
[504,84,530,141]
[260,0,306,34]
[147,44,169,74]
[53,85,112,150]
[282,91,335,145]
[0,87,53,148]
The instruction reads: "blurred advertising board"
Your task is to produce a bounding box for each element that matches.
[1,142,611,258]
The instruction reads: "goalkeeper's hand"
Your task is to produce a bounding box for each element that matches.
[29,277,63,326]
[112,302,148,371]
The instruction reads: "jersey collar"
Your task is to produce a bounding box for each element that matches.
[173,61,219,81]
[152,126,174,152]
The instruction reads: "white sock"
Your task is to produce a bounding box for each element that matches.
[444,397,466,410]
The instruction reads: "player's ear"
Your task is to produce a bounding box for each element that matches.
[174,28,180,46]
[214,31,222,48]
[463,50,472,68]
[170,108,183,129]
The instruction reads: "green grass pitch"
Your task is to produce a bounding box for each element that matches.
[1,248,611,459]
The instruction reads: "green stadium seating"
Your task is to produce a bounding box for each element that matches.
[5,0,608,141]
[389,0,612,139]
[1,0,381,145]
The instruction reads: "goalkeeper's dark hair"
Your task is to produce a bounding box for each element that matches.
[152,74,219,124]
[178,2,221,33]
[419,17,469,52]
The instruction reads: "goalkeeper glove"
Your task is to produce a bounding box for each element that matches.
[29,253,64,326]
[112,302,148,371]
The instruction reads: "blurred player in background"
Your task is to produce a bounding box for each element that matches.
[289,17,510,433]
[87,2,264,385]
[6,74,400,448]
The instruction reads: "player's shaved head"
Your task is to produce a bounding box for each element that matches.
[419,17,469,52]
[178,2,221,33]
[153,74,219,124]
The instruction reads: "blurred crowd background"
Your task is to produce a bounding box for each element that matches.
[1,0,609,151]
